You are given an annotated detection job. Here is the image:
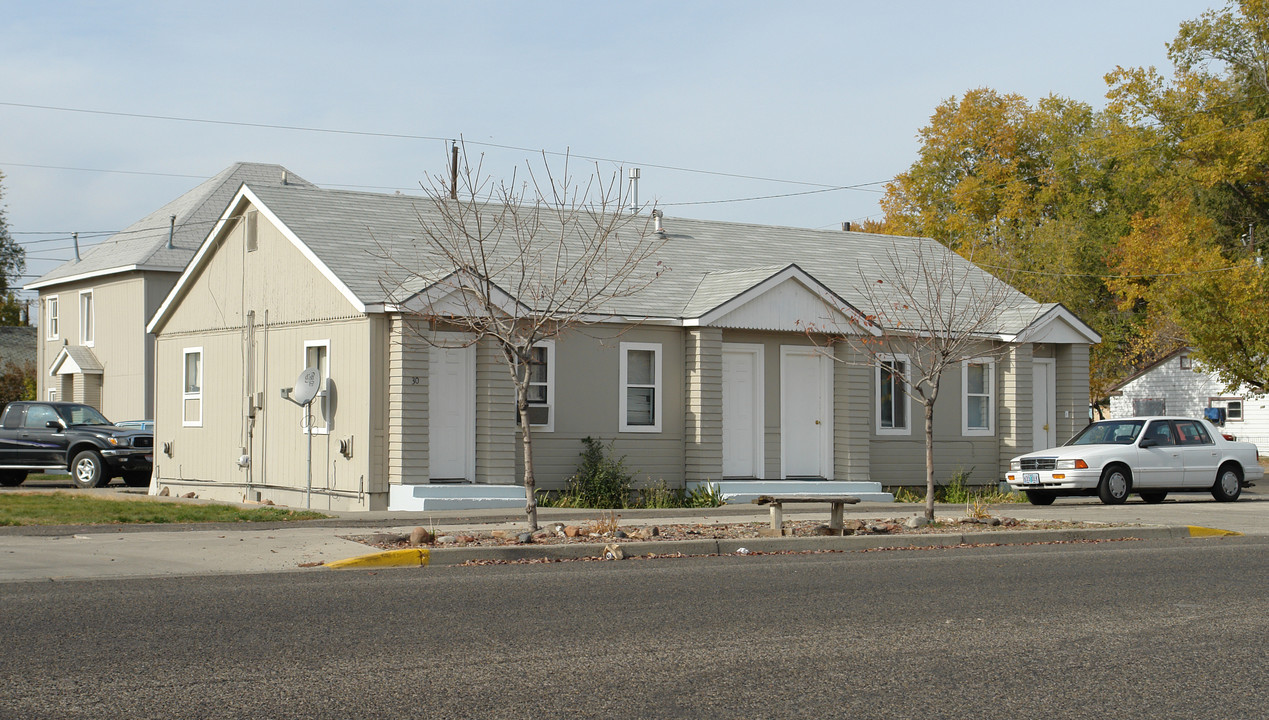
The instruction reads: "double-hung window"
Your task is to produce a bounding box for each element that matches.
[620,342,661,432]
[183,348,202,427]
[962,357,994,436]
[79,290,94,346]
[876,354,911,435]
[45,296,59,340]
[519,340,554,432]
[304,340,330,434]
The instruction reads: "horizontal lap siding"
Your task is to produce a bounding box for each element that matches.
[387,318,428,484]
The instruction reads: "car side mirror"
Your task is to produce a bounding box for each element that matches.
[45,420,63,430]
[1139,438,1157,448]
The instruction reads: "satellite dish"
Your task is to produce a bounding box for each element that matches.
[292,367,321,405]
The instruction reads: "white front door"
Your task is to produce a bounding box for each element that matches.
[780,347,832,478]
[722,344,764,478]
[1033,359,1056,450]
[429,344,475,480]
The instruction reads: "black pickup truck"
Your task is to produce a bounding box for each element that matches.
[0,402,154,489]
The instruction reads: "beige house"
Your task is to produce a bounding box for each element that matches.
[25,163,313,421]
[146,182,1100,511]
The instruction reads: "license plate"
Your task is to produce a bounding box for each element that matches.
[1022,473,1040,485]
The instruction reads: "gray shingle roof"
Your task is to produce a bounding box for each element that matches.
[27,163,314,289]
[0,326,36,368]
[204,183,1074,337]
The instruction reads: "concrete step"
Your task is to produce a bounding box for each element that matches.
[686,480,895,504]
[389,484,527,511]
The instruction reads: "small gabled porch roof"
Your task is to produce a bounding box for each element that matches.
[49,345,103,376]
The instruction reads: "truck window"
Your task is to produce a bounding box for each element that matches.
[23,405,61,429]
[2,406,24,430]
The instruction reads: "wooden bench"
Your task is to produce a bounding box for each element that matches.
[752,495,861,535]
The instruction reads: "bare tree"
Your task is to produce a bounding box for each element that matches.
[379,144,667,530]
[813,237,1031,520]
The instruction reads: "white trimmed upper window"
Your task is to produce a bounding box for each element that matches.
[304,340,330,434]
[876,353,911,435]
[79,290,94,346]
[45,296,59,340]
[519,340,554,432]
[620,342,661,432]
[183,348,202,427]
[962,357,995,436]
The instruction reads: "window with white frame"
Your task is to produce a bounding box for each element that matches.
[620,342,661,432]
[183,348,202,427]
[876,354,911,435]
[518,340,554,432]
[962,358,994,435]
[304,340,330,434]
[1211,397,1244,422]
[48,389,58,402]
[79,290,94,346]
[45,296,59,340]
[1179,354,1192,370]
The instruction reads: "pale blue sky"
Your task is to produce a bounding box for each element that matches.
[1,1,1221,293]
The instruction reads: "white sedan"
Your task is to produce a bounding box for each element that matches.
[1005,416,1264,505]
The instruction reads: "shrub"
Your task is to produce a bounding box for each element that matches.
[559,437,633,509]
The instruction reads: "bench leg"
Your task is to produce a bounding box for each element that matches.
[769,503,783,531]
[830,502,843,532]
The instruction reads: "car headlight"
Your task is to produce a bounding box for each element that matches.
[1010,460,1021,471]
[1055,459,1088,470]
[107,436,129,447]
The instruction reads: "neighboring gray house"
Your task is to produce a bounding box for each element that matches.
[0,326,37,370]
[145,182,1100,511]
[24,163,312,421]
[1109,348,1269,451]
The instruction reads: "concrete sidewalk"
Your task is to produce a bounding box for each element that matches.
[0,491,1262,582]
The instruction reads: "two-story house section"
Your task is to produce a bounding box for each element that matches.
[25,163,314,422]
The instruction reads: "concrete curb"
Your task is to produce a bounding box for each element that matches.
[322,525,1219,569]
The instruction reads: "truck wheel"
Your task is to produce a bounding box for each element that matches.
[71,450,107,489]
[122,472,151,488]
[0,470,26,487]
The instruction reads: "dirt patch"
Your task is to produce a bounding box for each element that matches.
[344,515,1115,551]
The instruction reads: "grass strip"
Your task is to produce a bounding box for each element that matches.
[0,492,328,526]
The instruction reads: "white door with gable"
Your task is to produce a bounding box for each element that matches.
[722,344,764,478]
[780,346,833,478]
[1033,359,1056,450]
[429,343,475,480]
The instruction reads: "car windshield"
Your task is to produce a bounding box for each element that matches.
[55,404,113,426]
[1066,420,1144,445]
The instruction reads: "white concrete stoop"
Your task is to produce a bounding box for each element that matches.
[686,480,895,504]
[389,484,527,511]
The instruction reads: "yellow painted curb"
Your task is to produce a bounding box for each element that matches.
[325,548,431,569]
[1187,526,1244,537]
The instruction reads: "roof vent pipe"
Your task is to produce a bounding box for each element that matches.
[72,232,81,262]
[282,170,289,185]
[842,221,852,232]
[629,167,640,214]
[652,209,665,235]
[167,215,176,249]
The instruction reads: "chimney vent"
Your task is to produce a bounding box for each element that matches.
[652,209,665,235]
[842,222,852,232]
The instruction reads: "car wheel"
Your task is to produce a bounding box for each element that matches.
[1139,491,1168,504]
[122,472,151,488]
[1025,490,1056,506]
[1097,465,1131,505]
[0,470,26,487]
[1211,464,1242,502]
[71,450,107,489]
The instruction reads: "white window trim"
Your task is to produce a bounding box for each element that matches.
[961,357,995,437]
[45,296,59,341]
[1210,396,1244,422]
[79,289,95,347]
[522,339,555,433]
[619,341,661,433]
[304,339,331,435]
[875,353,912,436]
[183,347,203,428]
[47,389,58,402]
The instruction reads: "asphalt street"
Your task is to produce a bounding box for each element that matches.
[1,537,1265,719]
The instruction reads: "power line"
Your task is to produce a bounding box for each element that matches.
[0,101,872,189]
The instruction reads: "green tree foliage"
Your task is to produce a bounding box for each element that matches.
[0,172,27,327]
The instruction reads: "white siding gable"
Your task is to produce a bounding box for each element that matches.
[709,277,858,333]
